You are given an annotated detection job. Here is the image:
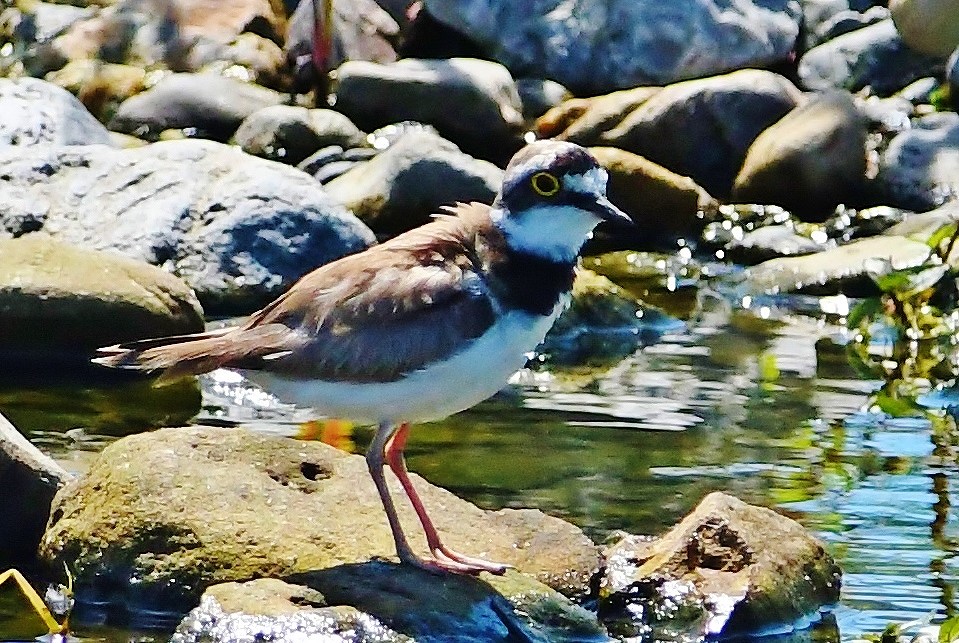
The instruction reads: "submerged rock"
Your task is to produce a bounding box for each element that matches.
[0,235,203,366]
[0,77,111,147]
[40,426,601,618]
[599,492,840,640]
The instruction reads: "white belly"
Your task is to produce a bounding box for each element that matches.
[239,300,566,424]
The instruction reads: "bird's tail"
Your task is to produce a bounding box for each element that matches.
[93,327,238,382]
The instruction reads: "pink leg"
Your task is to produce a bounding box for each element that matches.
[383,423,510,575]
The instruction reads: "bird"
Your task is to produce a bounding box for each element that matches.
[94,139,632,575]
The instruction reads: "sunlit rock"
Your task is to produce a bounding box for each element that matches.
[877,112,959,211]
[234,105,366,166]
[890,0,959,57]
[0,77,111,147]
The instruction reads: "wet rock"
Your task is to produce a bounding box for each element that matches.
[0,140,375,314]
[324,129,502,234]
[0,411,71,566]
[588,146,713,247]
[744,234,933,296]
[890,0,959,56]
[0,235,204,366]
[733,90,868,221]
[234,105,367,166]
[877,111,959,211]
[885,202,959,240]
[0,77,111,147]
[586,70,803,199]
[535,86,662,143]
[824,205,910,241]
[40,426,601,615]
[599,492,840,640]
[334,57,525,162]
[422,0,801,93]
[516,78,571,121]
[45,60,147,122]
[797,19,946,96]
[109,73,284,142]
[725,225,823,265]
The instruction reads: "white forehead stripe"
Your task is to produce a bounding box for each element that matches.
[563,167,608,194]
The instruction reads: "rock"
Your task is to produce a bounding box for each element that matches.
[890,0,959,56]
[234,105,367,166]
[0,1,96,77]
[45,60,147,122]
[201,32,289,91]
[334,58,525,162]
[588,146,713,247]
[324,129,503,234]
[516,77,571,121]
[535,86,663,143]
[732,90,868,221]
[0,140,375,314]
[586,70,803,199]
[0,235,204,365]
[725,225,824,265]
[40,426,601,616]
[422,0,802,94]
[743,234,933,296]
[599,492,840,640]
[877,111,959,211]
[0,411,71,566]
[797,19,946,96]
[897,77,940,104]
[0,77,111,147]
[948,46,959,109]
[109,73,284,142]
[814,6,891,47]
[885,202,959,240]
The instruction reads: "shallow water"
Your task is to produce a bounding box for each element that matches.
[2,277,959,642]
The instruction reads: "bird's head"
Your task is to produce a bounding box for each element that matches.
[491,140,632,263]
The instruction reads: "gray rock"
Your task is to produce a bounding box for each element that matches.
[234,105,367,165]
[599,492,840,640]
[877,111,959,211]
[0,140,375,314]
[0,77,111,147]
[725,225,824,265]
[949,46,959,106]
[325,129,503,234]
[815,6,890,46]
[732,90,868,221]
[334,57,525,162]
[896,77,940,104]
[422,0,802,93]
[797,19,946,96]
[516,78,572,121]
[40,426,601,614]
[0,235,204,365]
[0,411,71,565]
[0,1,95,76]
[110,73,285,142]
[885,202,959,239]
[591,70,803,199]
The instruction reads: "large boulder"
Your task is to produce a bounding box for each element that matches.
[889,0,959,56]
[0,77,111,147]
[0,140,375,314]
[877,112,959,211]
[40,427,601,617]
[421,0,802,94]
[599,492,840,640]
[0,235,204,365]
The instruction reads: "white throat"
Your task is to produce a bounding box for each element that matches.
[491,204,600,263]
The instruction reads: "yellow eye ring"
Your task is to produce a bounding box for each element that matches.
[530,171,560,197]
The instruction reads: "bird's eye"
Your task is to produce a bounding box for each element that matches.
[530,171,560,197]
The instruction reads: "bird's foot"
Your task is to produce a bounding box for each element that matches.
[402,547,512,576]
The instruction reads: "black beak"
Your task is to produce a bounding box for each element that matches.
[591,194,634,228]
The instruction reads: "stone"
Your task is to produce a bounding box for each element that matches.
[201,33,289,91]
[797,19,947,96]
[0,411,71,566]
[536,86,662,144]
[589,70,803,199]
[0,140,375,314]
[890,0,959,57]
[877,111,959,211]
[599,492,840,640]
[422,0,802,94]
[814,6,891,46]
[0,77,111,147]
[334,57,525,162]
[0,235,204,365]
[588,146,713,247]
[732,90,868,221]
[324,129,503,234]
[0,1,96,77]
[45,59,147,122]
[724,225,824,265]
[234,104,367,166]
[109,73,284,142]
[948,47,959,109]
[515,77,572,121]
[743,234,933,296]
[885,202,959,240]
[40,427,601,615]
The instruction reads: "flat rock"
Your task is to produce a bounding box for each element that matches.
[334,57,525,162]
[732,90,868,221]
[40,426,601,618]
[0,411,72,566]
[877,111,959,210]
[0,140,375,314]
[109,73,285,142]
[0,76,111,147]
[725,225,824,265]
[599,492,840,640]
[0,235,204,365]
[325,129,503,235]
[234,105,367,166]
[422,0,801,93]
